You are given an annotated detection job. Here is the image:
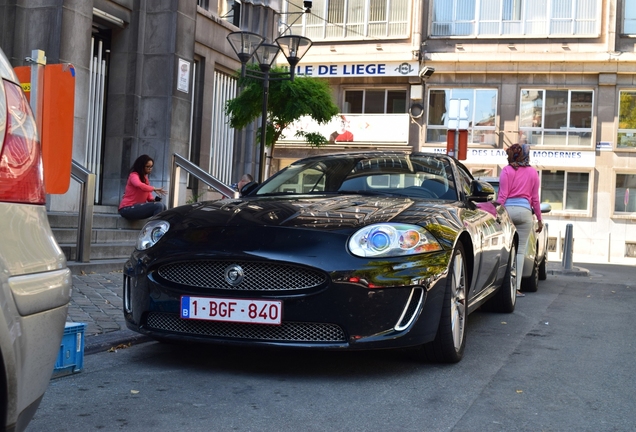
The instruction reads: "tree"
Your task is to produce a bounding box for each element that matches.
[225,65,340,153]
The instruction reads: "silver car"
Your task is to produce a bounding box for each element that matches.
[0,49,71,431]
[478,177,551,292]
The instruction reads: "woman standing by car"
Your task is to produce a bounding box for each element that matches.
[497,143,543,297]
[119,154,167,220]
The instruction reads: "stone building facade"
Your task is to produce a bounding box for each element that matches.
[279,0,636,263]
[0,0,270,209]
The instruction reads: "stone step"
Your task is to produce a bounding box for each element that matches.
[59,242,136,261]
[47,211,147,230]
[52,227,141,244]
[66,258,128,275]
[50,205,146,267]
[93,204,120,214]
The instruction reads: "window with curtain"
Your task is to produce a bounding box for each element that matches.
[431,0,599,37]
[617,91,636,149]
[426,88,498,145]
[540,170,590,212]
[285,0,409,39]
[615,173,636,214]
[519,89,593,147]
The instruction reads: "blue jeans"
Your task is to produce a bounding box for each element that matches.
[119,202,166,220]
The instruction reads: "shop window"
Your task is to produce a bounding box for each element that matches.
[614,173,636,214]
[198,0,209,10]
[285,0,409,40]
[617,91,636,149]
[540,170,590,212]
[519,89,593,147]
[426,88,498,145]
[344,89,407,114]
[431,0,599,37]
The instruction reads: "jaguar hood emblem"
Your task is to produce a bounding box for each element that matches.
[224,264,244,286]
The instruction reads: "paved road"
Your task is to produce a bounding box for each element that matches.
[33,262,636,431]
[67,258,603,354]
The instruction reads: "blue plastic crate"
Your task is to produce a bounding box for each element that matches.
[52,322,86,378]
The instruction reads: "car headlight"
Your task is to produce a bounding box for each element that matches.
[136,220,170,250]
[348,223,442,258]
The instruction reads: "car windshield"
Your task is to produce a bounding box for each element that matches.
[255,154,458,200]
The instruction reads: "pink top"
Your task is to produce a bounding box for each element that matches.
[498,165,542,221]
[119,172,155,209]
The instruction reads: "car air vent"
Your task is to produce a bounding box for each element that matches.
[395,288,424,331]
[146,312,346,342]
[157,261,327,291]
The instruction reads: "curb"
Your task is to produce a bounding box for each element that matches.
[84,329,152,355]
[547,266,590,277]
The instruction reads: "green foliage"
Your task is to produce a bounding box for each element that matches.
[225,65,339,149]
[186,192,203,204]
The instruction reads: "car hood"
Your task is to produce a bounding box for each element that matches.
[138,195,466,265]
[162,195,462,232]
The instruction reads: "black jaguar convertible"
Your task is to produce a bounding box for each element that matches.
[123,151,519,363]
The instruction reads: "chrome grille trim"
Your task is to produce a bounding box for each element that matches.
[395,288,424,331]
[157,261,327,291]
[146,312,346,343]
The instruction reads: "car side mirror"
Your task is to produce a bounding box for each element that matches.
[540,203,552,214]
[240,181,259,196]
[467,180,495,202]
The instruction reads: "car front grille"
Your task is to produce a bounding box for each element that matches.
[157,261,327,291]
[145,312,346,343]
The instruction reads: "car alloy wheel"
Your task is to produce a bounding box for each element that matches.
[418,243,468,363]
[482,242,516,313]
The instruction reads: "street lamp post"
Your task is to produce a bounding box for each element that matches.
[227,31,312,183]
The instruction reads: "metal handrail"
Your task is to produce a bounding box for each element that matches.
[168,153,239,209]
[70,160,96,263]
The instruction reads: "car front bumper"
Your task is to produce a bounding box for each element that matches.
[123,251,451,351]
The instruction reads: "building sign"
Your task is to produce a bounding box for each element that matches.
[596,141,612,151]
[287,61,419,78]
[177,58,190,93]
[279,114,410,144]
[426,147,596,168]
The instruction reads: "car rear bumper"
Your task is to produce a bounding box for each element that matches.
[1,299,69,431]
[0,204,71,430]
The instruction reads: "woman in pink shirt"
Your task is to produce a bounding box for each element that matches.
[498,143,543,297]
[118,155,167,220]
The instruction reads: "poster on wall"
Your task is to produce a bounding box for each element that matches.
[177,59,190,93]
[280,114,410,144]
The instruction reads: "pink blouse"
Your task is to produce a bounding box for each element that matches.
[119,172,155,209]
[497,165,542,221]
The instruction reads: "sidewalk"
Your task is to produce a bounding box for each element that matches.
[67,270,150,355]
[67,258,601,355]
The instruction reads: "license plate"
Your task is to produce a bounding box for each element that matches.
[180,296,282,325]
